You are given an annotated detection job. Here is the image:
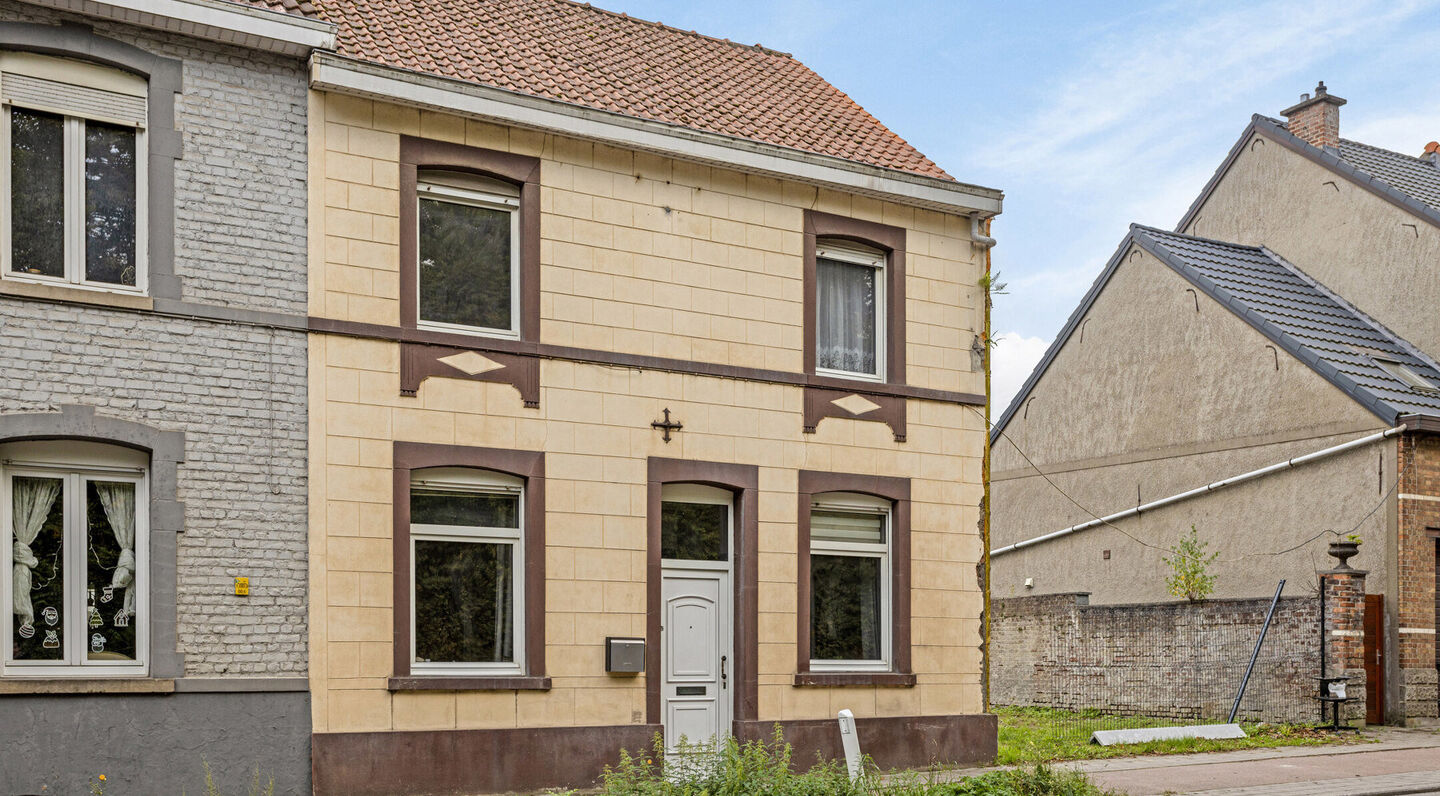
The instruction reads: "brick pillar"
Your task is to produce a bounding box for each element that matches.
[1322,566,1367,725]
[1396,431,1440,724]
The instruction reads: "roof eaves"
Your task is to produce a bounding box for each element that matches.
[22,0,336,54]
[311,53,1003,215]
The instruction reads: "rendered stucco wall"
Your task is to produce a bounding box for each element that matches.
[308,92,989,738]
[1182,132,1440,358]
[0,690,311,794]
[992,245,1389,604]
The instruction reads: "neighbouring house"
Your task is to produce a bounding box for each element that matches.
[0,0,330,792]
[991,85,1439,728]
[303,0,1000,792]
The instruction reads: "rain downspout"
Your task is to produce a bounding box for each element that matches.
[992,424,1406,557]
[975,214,997,712]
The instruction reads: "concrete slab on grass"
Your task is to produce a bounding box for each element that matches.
[1091,724,1247,745]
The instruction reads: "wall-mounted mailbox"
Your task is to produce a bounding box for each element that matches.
[605,637,644,674]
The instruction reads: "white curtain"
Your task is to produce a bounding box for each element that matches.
[12,477,61,628]
[95,482,137,619]
[816,259,877,374]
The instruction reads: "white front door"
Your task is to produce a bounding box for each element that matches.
[658,483,733,750]
[662,569,730,748]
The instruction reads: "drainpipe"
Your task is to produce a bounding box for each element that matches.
[971,214,997,248]
[992,424,1406,557]
[978,215,995,713]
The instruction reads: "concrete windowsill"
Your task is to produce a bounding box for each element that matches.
[0,277,153,311]
[0,677,175,695]
[793,672,916,687]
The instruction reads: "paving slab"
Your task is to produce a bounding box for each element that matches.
[1078,744,1440,795]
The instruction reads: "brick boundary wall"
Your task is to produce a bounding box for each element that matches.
[992,593,1322,723]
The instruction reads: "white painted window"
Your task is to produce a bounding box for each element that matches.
[416,171,521,338]
[2,440,149,677]
[1,52,148,294]
[815,240,885,382]
[409,467,524,676]
[809,492,891,672]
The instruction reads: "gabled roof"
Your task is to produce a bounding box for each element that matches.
[309,0,950,180]
[1177,115,1440,233]
[991,226,1440,440]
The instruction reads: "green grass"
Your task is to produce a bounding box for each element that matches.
[995,706,1359,765]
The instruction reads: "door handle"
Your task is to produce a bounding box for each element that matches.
[721,655,727,690]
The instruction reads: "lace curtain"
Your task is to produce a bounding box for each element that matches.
[95,482,137,619]
[12,477,61,628]
[816,258,877,375]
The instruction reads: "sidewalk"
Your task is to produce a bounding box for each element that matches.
[1058,728,1440,795]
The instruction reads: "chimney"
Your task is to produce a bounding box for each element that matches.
[1280,81,1347,150]
[1424,141,1440,168]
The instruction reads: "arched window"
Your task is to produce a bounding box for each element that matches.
[2,440,148,675]
[408,466,525,675]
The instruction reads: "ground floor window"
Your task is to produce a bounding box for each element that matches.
[3,440,147,675]
[409,467,524,675]
[808,492,891,671]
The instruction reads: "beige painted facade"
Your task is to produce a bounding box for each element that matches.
[1183,132,1440,356]
[306,88,989,745]
[992,244,1391,604]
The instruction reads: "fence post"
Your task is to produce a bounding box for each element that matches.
[1320,563,1368,726]
[1229,580,1285,723]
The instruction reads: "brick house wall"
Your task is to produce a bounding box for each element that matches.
[1396,432,1440,722]
[0,3,313,792]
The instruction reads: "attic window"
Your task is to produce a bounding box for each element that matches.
[1376,358,1439,392]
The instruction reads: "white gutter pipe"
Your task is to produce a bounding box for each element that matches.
[990,425,1406,557]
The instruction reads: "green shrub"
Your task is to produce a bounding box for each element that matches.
[599,727,1108,796]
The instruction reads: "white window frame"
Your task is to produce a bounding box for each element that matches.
[1,61,149,296]
[808,491,891,673]
[1,441,149,677]
[814,240,886,383]
[409,467,525,677]
[415,173,521,340]
[659,483,733,573]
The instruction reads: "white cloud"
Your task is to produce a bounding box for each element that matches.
[991,332,1053,416]
[1345,112,1440,155]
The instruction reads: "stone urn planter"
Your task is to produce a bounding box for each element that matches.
[1328,540,1360,569]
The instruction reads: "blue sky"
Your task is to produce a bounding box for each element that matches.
[595,0,1440,409]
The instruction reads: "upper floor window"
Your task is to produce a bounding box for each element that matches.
[409,467,524,676]
[808,491,891,672]
[416,171,520,338]
[815,241,885,381]
[3,440,148,676]
[2,52,147,293]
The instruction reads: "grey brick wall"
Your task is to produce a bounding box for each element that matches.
[992,593,1323,723]
[0,2,310,315]
[0,299,308,674]
[0,3,310,675]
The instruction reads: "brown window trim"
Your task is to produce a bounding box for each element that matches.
[645,458,760,727]
[391,442,547,689]
[399,135,541,341]
[803,210,906,385]
[795,469,912,687]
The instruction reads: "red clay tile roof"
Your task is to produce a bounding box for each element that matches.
[228,0,320,18]
[310,0,952,180]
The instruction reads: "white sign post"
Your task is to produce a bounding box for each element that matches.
[837,708,862,781]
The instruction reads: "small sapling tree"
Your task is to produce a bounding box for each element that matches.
[1164,525,1218,602]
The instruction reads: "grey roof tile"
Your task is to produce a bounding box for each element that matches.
[1136,227,1440,419]
[1336,139,1440,212]
[991,226,1440,440]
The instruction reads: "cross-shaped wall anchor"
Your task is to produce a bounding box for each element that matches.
[651,408,683,443]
